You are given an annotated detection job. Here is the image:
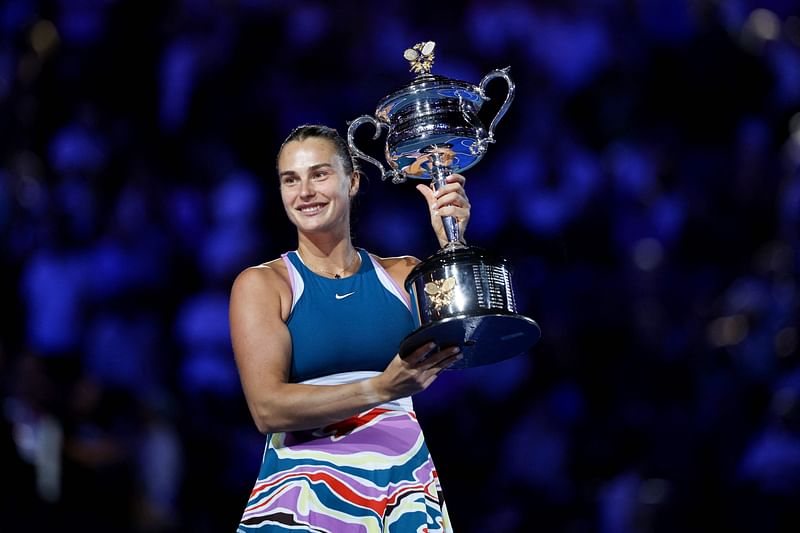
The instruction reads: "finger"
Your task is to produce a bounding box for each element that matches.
[421,372,439,389]
[444,173,466,185]
[417,346,461,369]
[435,205,469,220]
[433,192,467,212]
[421,351,463,388]
[433,173,464,194]
[435,350,463,370]
[433,181,464,198]
[404,341,437,366]
[433,190,468,209]
[415,183,436,208]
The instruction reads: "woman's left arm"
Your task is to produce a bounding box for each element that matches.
[415,173,470,248]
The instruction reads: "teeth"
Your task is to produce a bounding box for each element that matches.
[300,205,323,213]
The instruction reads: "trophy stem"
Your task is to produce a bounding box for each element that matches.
[429,152,461,246]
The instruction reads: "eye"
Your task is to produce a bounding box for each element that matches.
[313,170,330,180]
[281,175,298,186]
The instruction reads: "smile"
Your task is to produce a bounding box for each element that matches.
[297,203,327,215]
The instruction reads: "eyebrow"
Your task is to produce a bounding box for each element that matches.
[279,163,334,178]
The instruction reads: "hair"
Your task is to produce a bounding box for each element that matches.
[277,124,360,177]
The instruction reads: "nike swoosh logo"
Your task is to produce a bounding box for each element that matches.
[335,291,356,300]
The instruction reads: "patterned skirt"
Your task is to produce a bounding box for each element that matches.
[237,373,451,532]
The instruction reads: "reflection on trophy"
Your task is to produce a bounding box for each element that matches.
[402,144,456,177]
[348,41,540,369]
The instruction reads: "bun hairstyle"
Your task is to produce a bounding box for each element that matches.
[278,124,360,177]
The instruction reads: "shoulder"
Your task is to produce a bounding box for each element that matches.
[233,257,289,289]
[231,257,293,317]
[369,252,420,285]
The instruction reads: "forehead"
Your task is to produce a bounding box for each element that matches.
[278,137,342,173]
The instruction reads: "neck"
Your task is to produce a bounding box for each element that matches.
[296,230,356,270]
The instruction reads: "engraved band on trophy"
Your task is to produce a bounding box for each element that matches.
[347,41,541,369]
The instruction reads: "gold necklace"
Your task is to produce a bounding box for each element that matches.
[299,248,359,279]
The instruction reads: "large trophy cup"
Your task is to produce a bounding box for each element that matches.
[348,42,540,369]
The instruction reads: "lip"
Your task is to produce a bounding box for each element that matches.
[296,202,328,216]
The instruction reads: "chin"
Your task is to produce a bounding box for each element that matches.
[294,219,333,234]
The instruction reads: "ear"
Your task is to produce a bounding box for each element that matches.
[349,171,361,197]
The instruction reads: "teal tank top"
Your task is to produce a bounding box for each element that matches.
[282,249,415,383]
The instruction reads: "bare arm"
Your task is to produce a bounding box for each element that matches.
[230,265,460,434]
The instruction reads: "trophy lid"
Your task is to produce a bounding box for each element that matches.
[375,42,485,123]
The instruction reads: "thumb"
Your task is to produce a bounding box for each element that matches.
[415,183,435,208]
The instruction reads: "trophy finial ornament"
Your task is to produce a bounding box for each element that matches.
[403,41,436,75]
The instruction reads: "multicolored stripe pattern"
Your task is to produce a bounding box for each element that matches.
[238,406,452,532]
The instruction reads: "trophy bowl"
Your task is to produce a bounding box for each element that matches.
[348,42,540,369]
[348,53,515,185]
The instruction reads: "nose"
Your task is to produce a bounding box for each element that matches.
[299,178,315,199]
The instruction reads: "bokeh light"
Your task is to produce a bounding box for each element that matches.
[1,1,800,532]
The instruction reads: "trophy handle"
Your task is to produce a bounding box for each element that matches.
[347,115,404,184]
[473,67,515,155]
[459,95,486,140]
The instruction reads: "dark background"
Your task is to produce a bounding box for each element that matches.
[2,1,800,532]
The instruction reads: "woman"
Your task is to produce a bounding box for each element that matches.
[231,124,470,531]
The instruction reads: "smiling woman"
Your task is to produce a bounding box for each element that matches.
[278,136,356,237]
[229,124,471,531]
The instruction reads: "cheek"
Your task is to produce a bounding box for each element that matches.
[340,177,355,197]
[280,188,294,210]
[321,179,349,199]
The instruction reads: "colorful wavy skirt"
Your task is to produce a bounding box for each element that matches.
[238,393,451,532]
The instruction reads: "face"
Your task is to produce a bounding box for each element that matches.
[278,137,359,234]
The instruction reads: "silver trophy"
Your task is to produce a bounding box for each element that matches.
[348,41,540,369]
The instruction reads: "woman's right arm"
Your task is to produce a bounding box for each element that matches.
[229,266,461,434]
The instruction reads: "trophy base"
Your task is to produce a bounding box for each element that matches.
[399,313,541,370]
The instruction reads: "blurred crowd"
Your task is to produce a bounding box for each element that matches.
[1,1,800,532]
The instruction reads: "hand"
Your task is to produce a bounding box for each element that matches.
[416,173,470,248]
[373,342,462,400]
